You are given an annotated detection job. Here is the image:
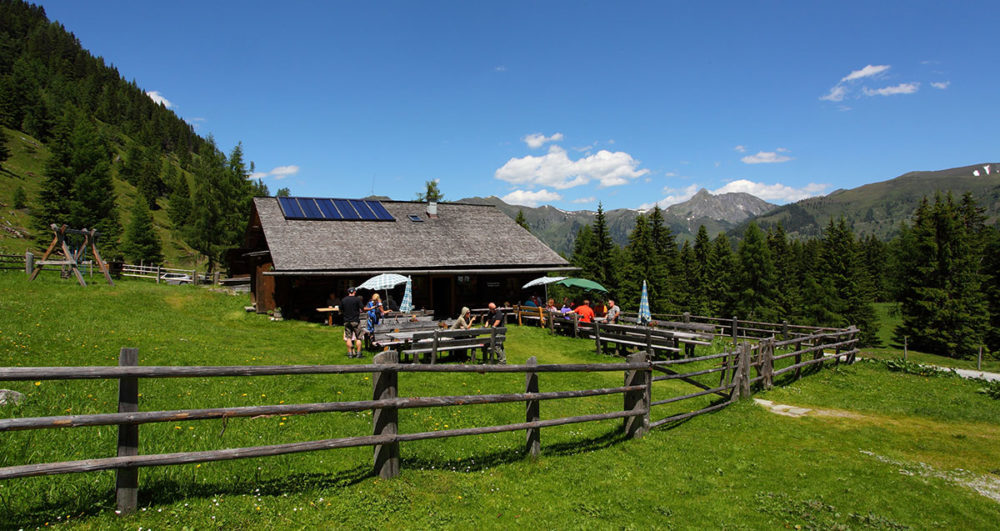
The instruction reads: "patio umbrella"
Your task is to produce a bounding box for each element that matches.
[638,280,651,325]
[522,276,568,302]
[556,277,608,293]
[358,273,409,291]
[398,276,413,313]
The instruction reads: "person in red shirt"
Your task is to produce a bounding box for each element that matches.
[574,299,596,323]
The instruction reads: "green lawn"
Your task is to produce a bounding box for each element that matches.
[1,273,999,529]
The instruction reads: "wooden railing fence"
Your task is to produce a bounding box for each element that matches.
[120,263,218,285]
[0,326,857,515]
[0,252,28,272]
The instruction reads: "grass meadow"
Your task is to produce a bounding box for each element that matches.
[1,272,999,529]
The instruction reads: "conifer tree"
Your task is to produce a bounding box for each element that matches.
[622,214,655,310]
[706,233,735,317]
[821,218,879,345]
[276,187,291,197]
[122,198,163,264]
[767,225,795,316]
[0,128,11,169]
[416,180,443,202]
[12,185,27,209]
[168,172,191,230]
[732,222,779,321]
[590,203,617,293]
[691,225,712,315]
[983,224,1000,355]
[515,210,530,231]
[678,239,698,311]
[648,205,679,309]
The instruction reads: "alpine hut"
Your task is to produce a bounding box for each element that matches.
[238,197,574,320]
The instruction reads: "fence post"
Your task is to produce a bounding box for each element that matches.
[594,320,602,356]
[213,271,220,285]
[25,251,33,275]
[979,345,984,371]
[903,336,908,361]
[525,356,540,459]
[782,320,789,341]
[372,351,400,479]
[191,269,197,284]
[155,266,161,284]
[572,312,579,338]
[737,342,752,399]
[623,352,651,438]
[762,339,774,390]
[683,312,690,323]
[548,311,555,334]
[731,316,738,348]
[116,348,139,515]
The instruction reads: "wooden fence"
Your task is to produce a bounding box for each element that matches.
[0,253,27,272]
[0,325,857,515]
[120,263,218,284]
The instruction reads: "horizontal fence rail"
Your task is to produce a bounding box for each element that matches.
[0,323,858,515]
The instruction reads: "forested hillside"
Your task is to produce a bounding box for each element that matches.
[0,0,265,270]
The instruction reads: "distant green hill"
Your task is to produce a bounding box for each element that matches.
[734,164,1000,239]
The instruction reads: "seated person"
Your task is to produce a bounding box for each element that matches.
[605,299,621,324]
[325,292,341,308]
[573,300,596,323]
[452,307,477,329]
[485,302,505,327]
[545,299,558,312]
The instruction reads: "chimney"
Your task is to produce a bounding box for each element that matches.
[426,201,438,218]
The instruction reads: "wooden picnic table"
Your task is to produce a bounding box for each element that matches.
[316,306,339,326]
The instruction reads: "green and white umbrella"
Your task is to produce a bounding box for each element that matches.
[399,276,413,313]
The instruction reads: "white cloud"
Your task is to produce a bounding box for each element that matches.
[146,91,173,108]
[572,196,596,204]
[712,180,828,202]
[494,65,507,72]
[734,145,747,153]
[741,150,793,164]
[501,189,562,207]
[523,132,564,149]
[841,64,891,82]
[638,184,700,210]
[863,82,919,96]
[495,145,649,189]
[820,85,848,102]
[663,171,678,177]
[931,81,950,90]
[251,165,301,180]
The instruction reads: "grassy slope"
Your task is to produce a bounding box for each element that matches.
[1,273,999,528]
[0,126,201,267]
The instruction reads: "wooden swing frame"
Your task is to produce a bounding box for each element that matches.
[29,224,114,287]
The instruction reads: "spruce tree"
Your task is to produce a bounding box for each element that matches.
[122,198,163,264]
[276,187,291,197]
[590,203,617,293]
[0,128,10,169]
[168,172,192,230]
[706,233,735,317]
[622,214,655,311]
[767,225,795,316]
[691,225,712,315]
[416,180,443,202]
[821,218,879,346]
[648,206,679,310]
[732,222,779,321]
[983,223,1000,356]
[515,210,530,231]
[678,240,698,311]
[12,185,27,209]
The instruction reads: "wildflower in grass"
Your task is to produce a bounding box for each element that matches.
[34,381,40,386]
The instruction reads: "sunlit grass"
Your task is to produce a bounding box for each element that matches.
[1,273,999,528]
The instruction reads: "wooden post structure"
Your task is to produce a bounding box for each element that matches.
[683,312,691,323]
[116,348,139,515]
[594,320,602,356]
[572,312,579,338]
[903,336,908,361]
[373,351,399,479]
[737,342,751,399]
[29,225,113,286]
[525,356,540,459]
[24,251,33,275]
[548,311,555,334]
[623,352,650,438]
[731,316,738,348]
[782,320,789,342]
[761,338,774,390]
[979,345,983,371]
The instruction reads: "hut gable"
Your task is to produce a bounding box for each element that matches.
[252,197,569,272]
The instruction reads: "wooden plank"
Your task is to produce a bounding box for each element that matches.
[525,356,539,459]
[116,348,139,515]
[623,352,650,438]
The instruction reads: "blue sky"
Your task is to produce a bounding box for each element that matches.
[37,0,1000,210]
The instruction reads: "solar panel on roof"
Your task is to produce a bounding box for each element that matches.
[367,200,394,220]
[278,196,304,218]
[351,199,377,220]
[317,199,342,219]
[278,197,395,221]
[333,199,361,219]
[299,198,322,218]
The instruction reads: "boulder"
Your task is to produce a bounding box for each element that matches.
[0,389,25,406]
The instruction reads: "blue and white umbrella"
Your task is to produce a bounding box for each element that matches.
[638,280,651,325]
[398,276,413,313]
[358,273,409,291]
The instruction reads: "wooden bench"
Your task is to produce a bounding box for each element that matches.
[591,322,681,358]
[401,327,507,364]
[368,319,450,351]
[512,305,548,327]
[618,317,716,355]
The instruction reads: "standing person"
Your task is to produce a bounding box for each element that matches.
[606,299,620,324]
[574,299,595,324]
[340,287,363,358]
[364,293,384,343]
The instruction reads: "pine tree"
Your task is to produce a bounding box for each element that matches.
[706,233,735,317]
[590,203,617,294]
[622,214,655,311]
[732,222,779,321]
[167,172,191,230]
[416,180,443,202]
[767,225,795,316]
[648,206,678,310]
[0,128,11,169]
[983,223,1000,356]
[122,198,163,264]
[678,239,698,311]
[515,210,530,231]
[821,218,879,346]
[276,187,291,197]
[691,225,712,315]
[13,185,27,209]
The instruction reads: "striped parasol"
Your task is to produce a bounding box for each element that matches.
[638,280,651,325]
[358,273,409,291]
[399,276,413,313]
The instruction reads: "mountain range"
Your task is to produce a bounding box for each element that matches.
[465,163,1000,255]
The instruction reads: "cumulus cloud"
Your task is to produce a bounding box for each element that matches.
[572,196,596,204]
[146,91,173,108]
[494,65,507,72]
[931,81,950,90]
[841,64,891,82]
[501,189,562,207]
[734,145,747,153]
[863,83,919,96]
[741,150,793,164]
[250,165,300,180]
[495,145,649,190]
[523,132,564,149]
[713,180,828,202]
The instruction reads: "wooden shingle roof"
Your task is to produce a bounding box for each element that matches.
[252,197,570,273]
